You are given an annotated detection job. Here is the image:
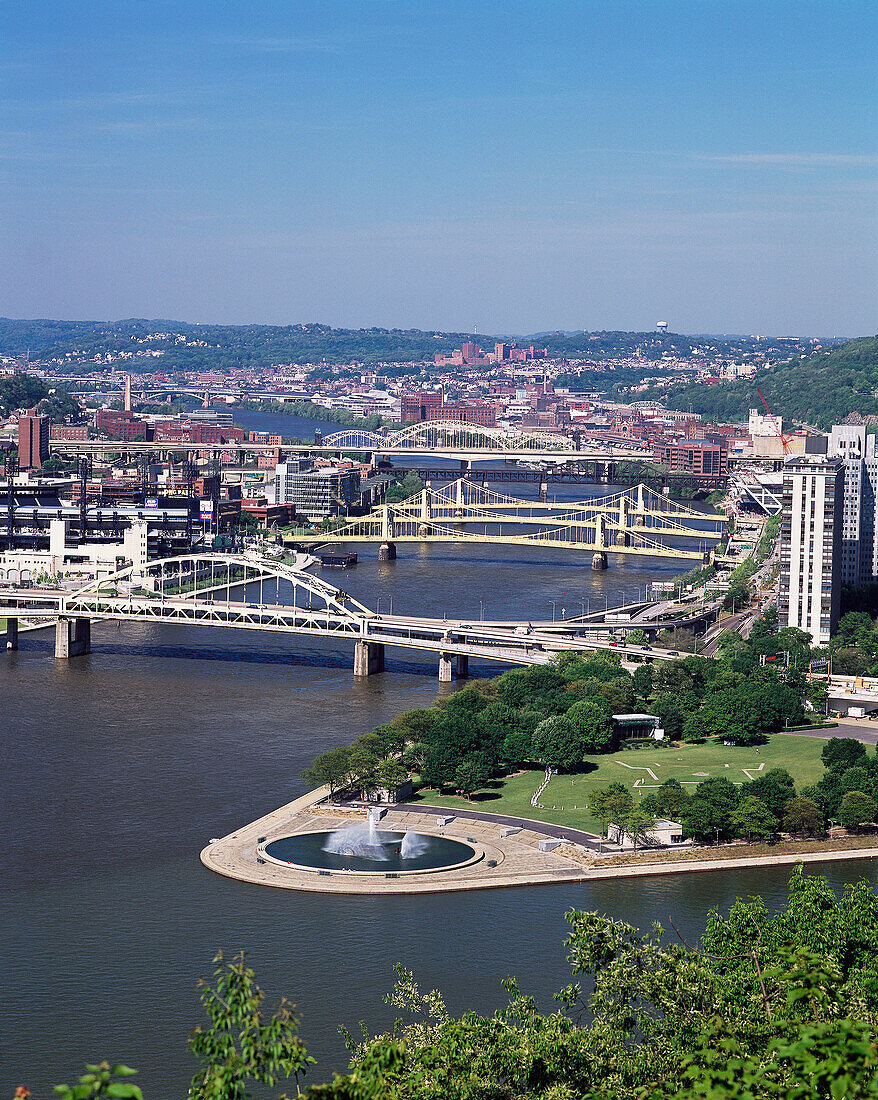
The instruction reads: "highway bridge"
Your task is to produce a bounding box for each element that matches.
[48,419,654,465]
[0,551,679,679]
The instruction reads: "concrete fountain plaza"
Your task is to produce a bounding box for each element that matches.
[200,788,594,895]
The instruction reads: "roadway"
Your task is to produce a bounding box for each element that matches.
[0,584,680,670]
[48,439,654,463]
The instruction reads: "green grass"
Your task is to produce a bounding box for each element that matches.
[410,735,831,835]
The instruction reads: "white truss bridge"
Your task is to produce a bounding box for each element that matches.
[0,551,678,678]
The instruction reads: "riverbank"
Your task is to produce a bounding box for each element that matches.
[201,788,878,895]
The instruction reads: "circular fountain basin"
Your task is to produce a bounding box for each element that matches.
[263,830,478,875]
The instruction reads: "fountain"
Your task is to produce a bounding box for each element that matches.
[399,829,428,859]
[322,820,389,861]
[263,817,478,874]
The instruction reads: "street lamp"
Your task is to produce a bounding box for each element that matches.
[550,599,558,622]
[579,598,586,619]
[479,598,484,622]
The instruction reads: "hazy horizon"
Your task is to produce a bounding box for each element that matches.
[0,313,863,343]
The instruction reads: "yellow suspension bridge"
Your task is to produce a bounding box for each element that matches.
[290,479,725,565]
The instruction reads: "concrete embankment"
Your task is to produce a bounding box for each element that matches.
[201,790,878,895]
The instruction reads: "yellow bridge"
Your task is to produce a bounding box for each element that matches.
[291,479,725,565]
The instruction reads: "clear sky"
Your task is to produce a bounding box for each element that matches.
[1,0,875,336]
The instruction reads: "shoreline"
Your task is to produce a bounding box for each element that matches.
[201,790,878,895]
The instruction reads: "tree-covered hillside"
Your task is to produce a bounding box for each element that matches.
[0,317,816,373]
[655,335,878,429]
[0,374,81,421]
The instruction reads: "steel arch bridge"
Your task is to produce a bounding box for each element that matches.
[0,549,681,674]
[319,428,387,450]
[321,422,575,452]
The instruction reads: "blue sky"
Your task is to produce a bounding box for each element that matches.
[1,0,875,335]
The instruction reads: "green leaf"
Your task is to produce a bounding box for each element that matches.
[110,1066,138,1078]
[106,1084,143,1099]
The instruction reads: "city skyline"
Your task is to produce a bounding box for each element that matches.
[1,0,875,336]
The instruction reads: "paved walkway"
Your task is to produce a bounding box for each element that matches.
[396,802,610,853]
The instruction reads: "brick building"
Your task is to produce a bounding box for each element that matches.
[653,439,728,476]
[401,391,444,424]
[95,409,152,441]
[424,402,496,428]
[17,411,49,469]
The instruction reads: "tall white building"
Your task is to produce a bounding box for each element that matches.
[778,455,844,645]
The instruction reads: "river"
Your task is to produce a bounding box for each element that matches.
[2,418,874,1094]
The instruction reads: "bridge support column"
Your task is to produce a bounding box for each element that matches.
[538,480,548,502]
[378,541,396,561]
[456,654,468,678]
[55,617,91,659]
[354,641,384,677]
[591,552,608,570]
[438,652,454,683]
[6,616,18,650]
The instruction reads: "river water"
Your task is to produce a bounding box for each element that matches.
[3,426,876,1094]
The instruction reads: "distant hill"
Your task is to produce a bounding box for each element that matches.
[657,335,878,429]
[0,317,811,373]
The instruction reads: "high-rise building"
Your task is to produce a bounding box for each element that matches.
[778,455,845,645]
[827,425,878,585]
[17,411,49,469]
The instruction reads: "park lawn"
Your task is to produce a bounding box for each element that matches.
[410,734,831,836]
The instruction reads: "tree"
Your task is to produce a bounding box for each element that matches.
[188,951,315,1099]
[531,716,581,771]
[822,737,868,772]
[640,777,690,820]
[590,783,634,834]
[500,726,533,768]
[497,666,567,712]
[52,1063,142,1099]
[744,768,796,819]
[730,796,778,840]
[453,755,493,801]
[313,865,878,1100]
[347,747,380,795]
[374,759,408,793]
[838,790,877,831]
[783,796,823,837]
[565,700,614,754]
[632,663,653,701]
[653,692,688,739]
[625,629,649,646]
[624,804,656,850]
[302,746,352,799]
[681,777,741,842]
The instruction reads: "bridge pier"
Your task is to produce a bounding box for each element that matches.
[353,641,384,676]
[591,552,608,570]
[456,653,468,678]
[6,616,18,650]
[538,480,548,502]
[378,541,397,561]
[54,617,91,659]
[438,652,454,683]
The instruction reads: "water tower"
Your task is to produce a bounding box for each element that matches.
[656,321,669,334]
